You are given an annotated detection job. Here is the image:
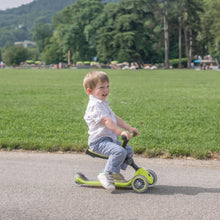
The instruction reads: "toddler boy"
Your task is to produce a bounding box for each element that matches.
[83,71,139,191]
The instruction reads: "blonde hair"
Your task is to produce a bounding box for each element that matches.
[83,71,109,92]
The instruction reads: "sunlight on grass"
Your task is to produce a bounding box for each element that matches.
[0,69,220,159]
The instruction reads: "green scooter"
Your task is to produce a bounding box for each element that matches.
[74,134,157,193]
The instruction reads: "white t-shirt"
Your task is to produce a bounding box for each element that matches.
[84,95,117,145]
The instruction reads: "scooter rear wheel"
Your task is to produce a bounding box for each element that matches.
[131,175,148,193]
[74,172,88,186]
[147,169,157,187]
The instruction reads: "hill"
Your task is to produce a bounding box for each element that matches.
[0,0,76,47]
[0,0,120,48]
[0,0,75,29]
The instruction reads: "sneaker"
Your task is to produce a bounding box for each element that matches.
[98,171,115,191]
[113,173,127,183]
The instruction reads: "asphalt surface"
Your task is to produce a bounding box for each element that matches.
[0,151,220,220]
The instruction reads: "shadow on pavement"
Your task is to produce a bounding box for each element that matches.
[74,184,220,195]
[148,185,220,196]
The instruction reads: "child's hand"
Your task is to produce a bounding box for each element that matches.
[120,131,132,140]
[130,127,139,136]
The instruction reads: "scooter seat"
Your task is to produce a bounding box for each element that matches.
[86,148,109,159]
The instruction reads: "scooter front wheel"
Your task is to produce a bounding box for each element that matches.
[147,169,157,187]
[131,175,148,193]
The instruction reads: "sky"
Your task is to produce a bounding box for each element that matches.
[0,0,34,10]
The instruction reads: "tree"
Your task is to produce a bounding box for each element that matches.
[198,0,220,60]
[41,35,63,64]
[160,0,203,68]
[164,0,184,67]
[96,0,158,64]
[178,0,183,68]
[27,47,40,61]
[52,0,104,62]
[2,45,29,66]
[0,28,17,48]
[181,0,203,68]
[32,22,53,52]
[95,3,120,62]
[163,0,169,68]
[155,0,172,68]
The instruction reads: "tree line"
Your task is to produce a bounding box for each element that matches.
[1,0,220,68]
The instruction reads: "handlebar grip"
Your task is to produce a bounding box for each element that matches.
[121,137,129,148]
[121,132,136,148]
[132,131,137,137]
[122,135,127,141]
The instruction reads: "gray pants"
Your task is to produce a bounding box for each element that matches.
[90,137,133,173]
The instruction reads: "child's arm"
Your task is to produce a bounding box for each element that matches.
[115,115,139,136]
[101,116,123,136]
[101,116,138,140]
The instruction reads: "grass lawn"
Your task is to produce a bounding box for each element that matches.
[0,68,220,159]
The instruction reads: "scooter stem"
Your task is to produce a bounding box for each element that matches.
[121,132,140,171]
[125,157,140,171]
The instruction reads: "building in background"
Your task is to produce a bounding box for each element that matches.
[14,40,36,48]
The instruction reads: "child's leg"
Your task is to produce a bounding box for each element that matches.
[90,137,127,173]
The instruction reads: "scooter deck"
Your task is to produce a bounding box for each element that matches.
[75,176,132,188]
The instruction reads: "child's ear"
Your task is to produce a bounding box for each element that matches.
[86,88,92,95]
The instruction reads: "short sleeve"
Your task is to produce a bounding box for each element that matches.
[89,103,108,124]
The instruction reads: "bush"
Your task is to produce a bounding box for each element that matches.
[169,58,188,68]
[2,45,29,66]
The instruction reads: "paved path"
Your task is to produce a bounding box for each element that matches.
[0,151,220,220]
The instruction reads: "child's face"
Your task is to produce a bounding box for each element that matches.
[88,81,110,101]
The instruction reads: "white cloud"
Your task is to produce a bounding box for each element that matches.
[0,0,34,10]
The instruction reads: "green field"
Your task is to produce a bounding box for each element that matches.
[0,69,220,159]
